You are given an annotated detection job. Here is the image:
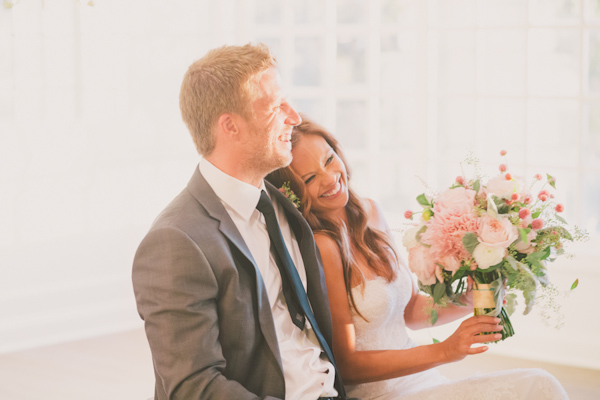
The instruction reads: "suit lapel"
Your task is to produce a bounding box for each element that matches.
[186,167,282,369]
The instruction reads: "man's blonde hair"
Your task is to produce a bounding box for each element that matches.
[179,43,276,155]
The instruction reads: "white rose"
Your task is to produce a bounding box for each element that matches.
[472,243,505,270]
[402,225,423,250]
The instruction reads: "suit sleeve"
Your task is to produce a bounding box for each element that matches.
[132,226,280,400]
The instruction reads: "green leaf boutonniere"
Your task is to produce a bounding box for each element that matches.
[279,182,301,209]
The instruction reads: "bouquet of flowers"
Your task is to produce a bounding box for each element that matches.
[402,151,585,341]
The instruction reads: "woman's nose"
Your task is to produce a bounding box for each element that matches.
[323,171,338,186]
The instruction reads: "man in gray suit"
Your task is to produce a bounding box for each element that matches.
[132,43,347,399]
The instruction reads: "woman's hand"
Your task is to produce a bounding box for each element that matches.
[439,315,502,363]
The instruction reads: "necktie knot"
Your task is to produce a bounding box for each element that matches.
[256,190,275,216]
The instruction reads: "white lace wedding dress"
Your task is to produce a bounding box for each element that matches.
[344,265,569,400]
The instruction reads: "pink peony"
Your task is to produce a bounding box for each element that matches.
[539,194,548,202]
[534,173,543,180]
[408,246,437,285]
[555,204,564,213]
[478,215,519,248]
[531,218,544,230]
[404,210,413,219]
[505,173,512,180]
[500,150,507,156]
[499,164,507,172]
[456,176,465,185]
[421,211,479,264]
[511,193,520,201]
[434,187,476,215]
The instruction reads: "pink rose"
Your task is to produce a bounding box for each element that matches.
[478,215,519,248]
[434,187,476,215]
[408,246,437,285]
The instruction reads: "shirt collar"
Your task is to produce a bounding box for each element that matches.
[199,158,265,221]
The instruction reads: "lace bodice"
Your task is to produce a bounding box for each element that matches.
[343,266,569,400]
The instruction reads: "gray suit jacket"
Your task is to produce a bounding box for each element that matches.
[132,166,340,399]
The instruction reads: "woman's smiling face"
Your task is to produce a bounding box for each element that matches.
[290,134,349,215]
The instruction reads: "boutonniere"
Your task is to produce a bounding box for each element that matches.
[278,182,301,209]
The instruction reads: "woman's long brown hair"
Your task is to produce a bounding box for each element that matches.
[266,116,397,320]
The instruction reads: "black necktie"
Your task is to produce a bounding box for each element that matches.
[256,190,307,329]
[256,190,346,398]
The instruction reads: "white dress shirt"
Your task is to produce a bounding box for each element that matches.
[199,159,337,399]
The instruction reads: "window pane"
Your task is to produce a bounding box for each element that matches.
[476,29,527,95]
[529,0,581,26]
[290,98,326,126]
[292,0,325,25]
[380,32,419,94]
[476,98,527,165]
[336,100,367,149]
[381,0,419,26]
[293,37,323,86]
[527,99,579,168]
[429,0,476,27]
[433,30,476,94]
[255,0,283,24]
[380,96,419,151]
[583,101,600,169]
[587,29,600,95]
[476,0,527,26]
[583,171,600,236]
[336,36,367,85]
[528,29,580,96]
[337,0,367,24]
[585,0,600,23]
[433,97,476,161]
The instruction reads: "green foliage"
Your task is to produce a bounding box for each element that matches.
[432,338,440,344]
[417,193,431,207]
[462,232,479,254]
[430,309,438,325]
[546,173,556,189]
[571,279,579,290]
[555,214,567,224]
[433,283,446,304]
[518,228,531,244]
[473,179,481,193]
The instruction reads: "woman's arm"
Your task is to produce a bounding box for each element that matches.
[315,233,502,386]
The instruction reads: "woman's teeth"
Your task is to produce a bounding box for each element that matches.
[321,181,341,197]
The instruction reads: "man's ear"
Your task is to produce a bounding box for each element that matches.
[216,113,243,141]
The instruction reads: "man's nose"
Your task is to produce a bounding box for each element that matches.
[283,103,302,126]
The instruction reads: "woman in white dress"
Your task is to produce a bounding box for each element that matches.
[267,116,569,400]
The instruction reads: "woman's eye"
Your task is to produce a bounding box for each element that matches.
[304,176,315,184]
[325,155,334,165]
